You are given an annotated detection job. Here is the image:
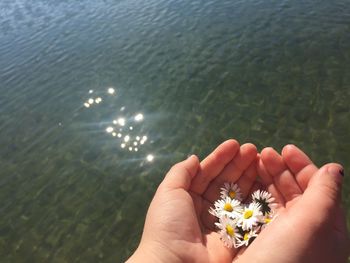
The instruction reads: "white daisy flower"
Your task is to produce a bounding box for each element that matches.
[220,182,243,201]
[251,190,275,215]
[237,202,263,230]
[208,207,218,217]
[236,228,258,247]
[211,182,277,248]
[213,196,242,218]
[260,210,277,230]
[215,216,242,248]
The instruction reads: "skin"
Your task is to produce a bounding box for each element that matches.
[127,140,350,263]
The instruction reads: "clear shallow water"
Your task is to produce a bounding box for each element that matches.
[0,0,350,262]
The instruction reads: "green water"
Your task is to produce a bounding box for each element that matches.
[0,0,349,262]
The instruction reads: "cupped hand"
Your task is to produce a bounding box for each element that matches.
[127,139,259,263]
[127,142,350,263]
[236,145,350,263]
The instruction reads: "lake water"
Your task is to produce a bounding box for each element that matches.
[0,0,349,262]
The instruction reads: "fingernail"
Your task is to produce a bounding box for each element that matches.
[187,154,198,161]
[327,166,344,177]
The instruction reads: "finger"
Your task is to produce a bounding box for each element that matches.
[257,156,285,207]
[282,144,318,191]
[248,180,264,193]
[203,143,257,203]
[160,155,199,191]
[261,147,302,202]
[205,232,238,261]
[236,156,258,200]
[191,139,240,195]
[299,163,344,224]
[243,180,263,203]
[281,144,314,173]
[214,143,257,186]
[256,154,273,185]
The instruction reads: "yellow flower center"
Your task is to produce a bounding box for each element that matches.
[224,203,233,212]
[243,210,253,219]
[265,217,271,224]
[225,224,235,237]
[228,190,236,199]
[243,232,249,240]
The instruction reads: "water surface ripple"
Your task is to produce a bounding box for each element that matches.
[0,0,350,262]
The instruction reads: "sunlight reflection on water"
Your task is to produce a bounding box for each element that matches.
[82,86,155,164]
[1,0,350,261]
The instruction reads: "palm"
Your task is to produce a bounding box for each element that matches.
[142,140,258,262]
[190,140,259,262]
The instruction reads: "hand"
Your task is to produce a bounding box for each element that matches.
[237,145,350,263]
[126,139,259,263]
[127,141,350,263]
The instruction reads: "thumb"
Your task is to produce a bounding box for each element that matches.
[302,163,344,220]
[160,155,200,191]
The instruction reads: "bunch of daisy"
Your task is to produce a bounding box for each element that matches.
[209,183,276,248]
